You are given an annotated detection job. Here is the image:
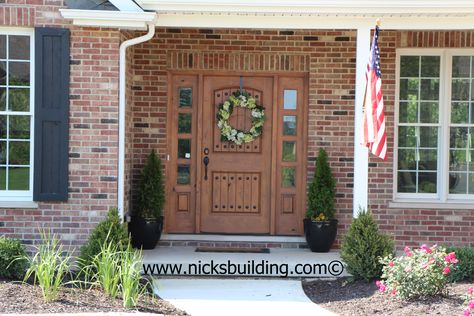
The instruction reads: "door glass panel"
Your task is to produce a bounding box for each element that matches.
[179,87,192,108]
[282,141,296,161]
[177,165,190,185]
[283,116,296,136]
[178,139,191,159]
[283,90,297,109]
[282,167,295,187]
[178,113,192,134]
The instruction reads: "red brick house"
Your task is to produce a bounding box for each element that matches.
[0,0,473,249]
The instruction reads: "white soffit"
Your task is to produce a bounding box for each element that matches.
[137,0,474,16]
[59,9,157,30]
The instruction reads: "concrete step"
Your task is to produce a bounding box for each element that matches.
[142,246,348,278]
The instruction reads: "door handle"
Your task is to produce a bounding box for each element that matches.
[203,156,209,180]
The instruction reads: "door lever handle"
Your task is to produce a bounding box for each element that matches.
[203,156,210,180]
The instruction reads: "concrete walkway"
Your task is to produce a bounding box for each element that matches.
[154,278,337,316]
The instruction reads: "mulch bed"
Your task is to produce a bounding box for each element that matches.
[303,278,473,316]
[0,280,189,315]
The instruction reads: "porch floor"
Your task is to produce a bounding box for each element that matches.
[142,246,348,278]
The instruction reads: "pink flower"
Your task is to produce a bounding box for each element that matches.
[444,252,458,264]
[404,246,412,257]
[391,289,396,296]
[389,262,394,267]
[468,287,473,295]
[420,244,432,254]
[469,301,474,309]
[375,280,386,293]
[464,309,471,316]
[443,267,451,275]
[404,266,412,273]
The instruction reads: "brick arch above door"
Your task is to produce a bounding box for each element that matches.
[167,51,310,72]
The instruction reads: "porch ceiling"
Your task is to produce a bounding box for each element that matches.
[137,0,474,30]
[138,0,474,16]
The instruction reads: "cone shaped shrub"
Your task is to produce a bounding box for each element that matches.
[136,150,165,219]
[306,148,336,220]
[341,208,394,281]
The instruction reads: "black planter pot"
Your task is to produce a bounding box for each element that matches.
[303,218,338,252]
[128,216,164,250]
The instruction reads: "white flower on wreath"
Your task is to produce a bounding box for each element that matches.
[251,109,263,118]
[223,101,230,111]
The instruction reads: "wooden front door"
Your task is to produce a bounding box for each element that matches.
[200,76,273,233]
[166,73,307,236]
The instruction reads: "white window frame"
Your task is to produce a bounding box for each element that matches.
[0,28,35,202]
[394,48,474,205]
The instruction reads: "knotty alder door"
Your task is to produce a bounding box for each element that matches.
[200,76,273,233]
[167,73,307,235]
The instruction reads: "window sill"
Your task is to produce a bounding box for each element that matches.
[0,201,39,209]
[389,201,474,210]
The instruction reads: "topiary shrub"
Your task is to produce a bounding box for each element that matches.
[78,208,129,269]
[446,246,474,282]
[306,148,336,221]
[136,150,165,219]
[0,236,27,280]
[340,208,394,281]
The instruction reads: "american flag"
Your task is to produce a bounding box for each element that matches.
[362,25,387,160]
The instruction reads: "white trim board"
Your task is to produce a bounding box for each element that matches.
[59,9,156,30]
[109,0,144,12]
[161,234,306,243]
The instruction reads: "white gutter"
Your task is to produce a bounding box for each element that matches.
[118,22,156,221]
[59,9,156,30]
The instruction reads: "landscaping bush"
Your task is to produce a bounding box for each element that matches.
[340,208,394,281]
[23,230,71,303]
[378,245,458,299]
[119,244,146,308]
[78,208,129,269]
[0,236,27,280]
[446,246,474,282]
[306,148,336,220]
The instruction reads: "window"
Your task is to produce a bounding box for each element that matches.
[0,30,34,201]
[395,49,474,202]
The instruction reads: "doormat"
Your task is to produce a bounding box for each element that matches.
[195,247,270,254]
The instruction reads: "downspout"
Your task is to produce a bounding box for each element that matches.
[118,21,156,221]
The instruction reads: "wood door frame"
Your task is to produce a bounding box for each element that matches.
[166,70,309,235]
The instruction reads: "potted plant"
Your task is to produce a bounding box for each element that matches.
[304,148,338,252]
[128,150,165,249]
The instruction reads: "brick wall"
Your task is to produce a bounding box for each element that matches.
[0,1,120,248]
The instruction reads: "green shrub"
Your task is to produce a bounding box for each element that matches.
[23,230,71,303]
[306,148,336,220]
[78,208,129,269]
[340,209,394,281]
[136,150,165,219]
[0,236,27,280]
[446,246,474,282]
[378,245,458,299]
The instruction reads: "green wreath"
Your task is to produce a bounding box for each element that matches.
[216,91,265,145]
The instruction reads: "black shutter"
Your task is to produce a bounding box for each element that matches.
[33,27,70,201]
